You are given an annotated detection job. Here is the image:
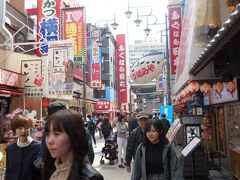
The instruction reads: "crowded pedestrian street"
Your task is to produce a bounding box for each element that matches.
[1,0,240,180]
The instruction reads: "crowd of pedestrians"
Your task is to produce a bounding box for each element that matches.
[3,101,182,180]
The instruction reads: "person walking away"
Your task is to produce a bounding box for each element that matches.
[42,109,103,180]
[161,113,170,135]
[101,117,112,140]
[6,114,41,180]
[116,114,128,168]
[128,112,138,134]
[132,119,182,180]
[86,115,97,147]
[125,111,149,173]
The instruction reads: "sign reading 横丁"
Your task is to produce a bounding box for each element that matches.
[37,0,61,56]
[89,26,102,88]
[169,6,182,76]
[116,34,128,111]
[62,7,87,65]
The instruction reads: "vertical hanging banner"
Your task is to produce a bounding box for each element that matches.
[88,25,102,88]
[62,7,87,65]
[37,0,61,56]
[116,34,128,111]
[156,74,165,92]
[168,5,182,76]
[47,40,74,98]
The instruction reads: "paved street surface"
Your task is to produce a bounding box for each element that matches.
[92,134,131,180]
[92,133,232,180]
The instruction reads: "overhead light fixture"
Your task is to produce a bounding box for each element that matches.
[125,10,132,19]
[111,13,118,30]
[144,28,151,36]
[125,0,132,18]
[134,19,142,27]
[134,9,142,27]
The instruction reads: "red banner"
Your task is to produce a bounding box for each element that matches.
[116,34,127,111]
[95,100,110,110]
[168,6,182,76]
[62,7,86,65]
[37,0,61,56]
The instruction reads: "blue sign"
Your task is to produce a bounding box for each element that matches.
[160,106,173,125]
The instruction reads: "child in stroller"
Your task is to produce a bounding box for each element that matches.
[100,133,118,165]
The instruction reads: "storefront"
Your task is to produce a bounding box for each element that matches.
[186,4,240,178]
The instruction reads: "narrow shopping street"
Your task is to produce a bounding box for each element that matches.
[92,133,232,180]
[92,134,131,180]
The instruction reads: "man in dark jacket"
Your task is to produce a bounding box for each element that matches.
[161,113,170,135]
[125,111,149,173]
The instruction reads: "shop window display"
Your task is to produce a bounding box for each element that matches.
[227,104,240,152]
[227,103,240,179]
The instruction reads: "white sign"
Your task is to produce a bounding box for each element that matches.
[181,137,201,157]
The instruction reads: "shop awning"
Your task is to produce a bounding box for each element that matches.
[189,5,240,76]
[94,110,113,114]
[0,89,23,96]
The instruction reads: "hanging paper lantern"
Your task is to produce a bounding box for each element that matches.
[227,80,237,93]
[214,82,224,93]
[188,81,200,94]
[200,82,212,94]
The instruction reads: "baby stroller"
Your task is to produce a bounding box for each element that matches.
[100,133,118,165]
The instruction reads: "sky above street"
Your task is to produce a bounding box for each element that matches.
[79,0,168,44]
[25,0,167,44]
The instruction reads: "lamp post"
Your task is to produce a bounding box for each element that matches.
[165,14,172,105]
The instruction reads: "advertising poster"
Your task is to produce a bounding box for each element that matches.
[37,0,61,56]
[168,5,182,76]
[116,34,128,111]
[62,7,87,64]
[88,25,102,88]
[21,59,46,97]
[47,40,74,98]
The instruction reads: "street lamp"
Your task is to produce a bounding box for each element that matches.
[125,0,152,27]
[95,14,119,31]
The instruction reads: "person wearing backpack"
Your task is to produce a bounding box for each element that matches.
[101,117,112,140]
[86,115,97,147]
[161,113,171,135]
[132,119,182,180]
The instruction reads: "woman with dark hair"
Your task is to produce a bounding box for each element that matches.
[132,119,182,180]
[100,117,112,140]
[6,114,41,180]
[116,114,128,168]
[42,109,103,180]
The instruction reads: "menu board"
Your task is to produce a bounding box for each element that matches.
[181,137,201,157]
